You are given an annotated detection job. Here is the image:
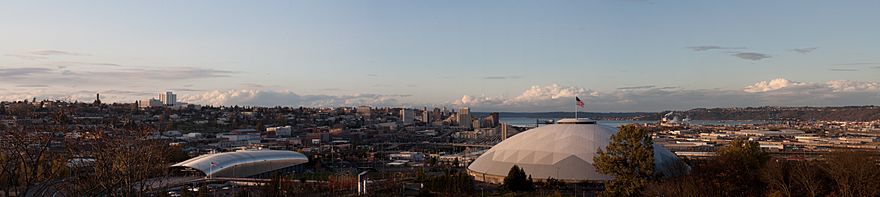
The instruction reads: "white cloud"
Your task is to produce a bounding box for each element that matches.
[511,84,587,102]
[0,67,53,78]
[454,84,602,111]
[180,90,298,107]
[453,95,504,106]
[825,80,880,92]
[744,78,879,93]
[452,85,591,108]
[2,79,878,112]
[5,50,85,60]
[181,89,408,107]
[686,45,745,51]
[732,52,771,61]
[453,79,880,112]
[0,88,414,108]
[743,78,808,93]
[28,50,84,56]
[0,89,148,103]
[790,47,818,54]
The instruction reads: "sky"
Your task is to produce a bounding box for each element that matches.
[1,0,879,112]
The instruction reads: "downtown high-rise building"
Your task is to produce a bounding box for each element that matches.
[159,91,177,106]
[501,123,509,141]
[485,112,500,128]
[400,108,414,124]
[457,107,471,129]
[432,108,442,122]
[139,98,162,108]
[421,107,431,123]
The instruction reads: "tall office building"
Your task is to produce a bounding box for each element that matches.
[401,108,415,124]
[159,91,177,106]
[501,123,510,141]
[485,112,500,128]
[457,107,471,129]
[433,108,442,121]
[139,98,162,108]
[421,107,431,123]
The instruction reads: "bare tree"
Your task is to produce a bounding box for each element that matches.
[645,175,712,197]
[761,159,793,197]
[822,151,880,197]
[790,161,825,197]
[0,126,67,196]
[0,142,15,195]
[59,126,177,196]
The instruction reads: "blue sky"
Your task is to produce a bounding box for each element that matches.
[1,1,879,111]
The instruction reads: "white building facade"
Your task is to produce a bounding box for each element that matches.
[159,91,177,106]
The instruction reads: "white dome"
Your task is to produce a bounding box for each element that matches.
[467,118,684,183]
[171,150,308,178]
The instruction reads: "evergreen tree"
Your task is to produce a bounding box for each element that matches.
[544,177,564,190]
[502,165,534,192]
[710,138,770,196]
[593,125,654,197]
[420,170,475,195]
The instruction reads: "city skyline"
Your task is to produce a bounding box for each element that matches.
[2,1,879,112]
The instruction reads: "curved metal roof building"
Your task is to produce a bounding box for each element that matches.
[171,150,308,178]
[467,118,686,183]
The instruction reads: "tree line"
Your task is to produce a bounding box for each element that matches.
[595,125,880,197]
[0,124,189,196]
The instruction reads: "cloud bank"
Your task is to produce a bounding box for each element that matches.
[454,78,880,112]
[686,46,745,51]
[732,52,771,61]
[3,78,877,112]
[0,65,235,87]
[181,90,409,107]
[483,75,523,80]
[790,47,818,54]
[28,50,84,56]
[6,50,85,60]
[685,45,772,61]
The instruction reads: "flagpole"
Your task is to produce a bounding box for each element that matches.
[575,97,578,120]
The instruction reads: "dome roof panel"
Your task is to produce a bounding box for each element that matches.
[171,150,308,178]
[468,118,686,182]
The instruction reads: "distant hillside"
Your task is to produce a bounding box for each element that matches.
[475,106,880,121]
[680,106,880,121]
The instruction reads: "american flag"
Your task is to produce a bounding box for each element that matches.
[576,97,585,108]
